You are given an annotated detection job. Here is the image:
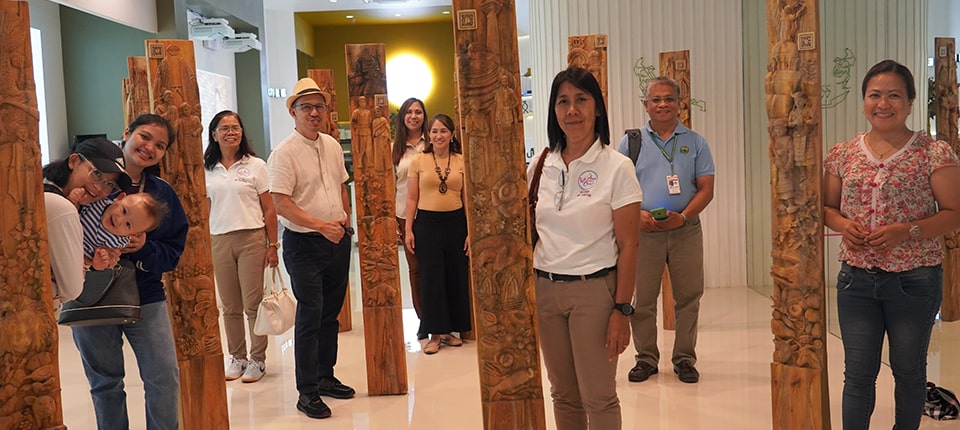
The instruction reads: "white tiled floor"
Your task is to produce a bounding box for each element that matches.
[56,251,960,429]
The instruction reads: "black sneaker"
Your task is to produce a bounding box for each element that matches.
[674,360,700,383]
[297,393,331,419]
[627,361,658,382]
[317,376,356,399]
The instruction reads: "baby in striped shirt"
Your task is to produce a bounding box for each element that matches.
[80,193,169,267]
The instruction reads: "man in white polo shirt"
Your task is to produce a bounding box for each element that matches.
[268,77,354,419]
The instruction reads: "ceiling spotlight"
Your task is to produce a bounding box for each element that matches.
[346,15,354,19]
[442,11,450,14]
[395,13,402,17]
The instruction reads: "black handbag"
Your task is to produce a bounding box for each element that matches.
[58,258,141,326]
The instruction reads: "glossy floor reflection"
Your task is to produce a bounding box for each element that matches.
[58,283,959,429]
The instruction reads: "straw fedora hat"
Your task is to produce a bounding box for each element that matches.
[286,78,331,111]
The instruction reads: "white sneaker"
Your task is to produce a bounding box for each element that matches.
[225,358,247,381]
[241,360,265,383]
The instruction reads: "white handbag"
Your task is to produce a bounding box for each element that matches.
[254,267,297,336]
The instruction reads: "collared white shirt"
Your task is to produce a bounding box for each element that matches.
[268,130,349,233]
[206,155,269,235]
[529,139,643,275]
[395,137,424,218]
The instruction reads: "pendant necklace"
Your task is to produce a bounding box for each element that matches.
[432,152,451,194]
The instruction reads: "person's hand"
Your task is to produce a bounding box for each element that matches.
[839,219,870,252]
[66,188,85,207]
[317,219,346,243]
[91,247,121,270]
[404,230,416,254]
[605,312,631,361]
[864,223,912,252]
[396,218,404,243]
[265,247,279,268]
[639,210,659,233]
[121,232,146,253]
[657,211,685,230]
[463,235,471,257]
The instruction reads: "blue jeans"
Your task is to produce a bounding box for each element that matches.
[282,230,351,395]
[837,263,942,430]
[72,301,180,430]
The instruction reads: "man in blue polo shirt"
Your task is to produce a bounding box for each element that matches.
[618,76,715,384]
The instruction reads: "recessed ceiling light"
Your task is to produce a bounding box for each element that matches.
[346,15,354,19]
[329,0,337,2]
[442,11,450,14]
[395,13,402,17]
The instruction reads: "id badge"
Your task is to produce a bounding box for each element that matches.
[667,175,681,195]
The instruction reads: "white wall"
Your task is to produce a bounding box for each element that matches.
[530,0,748,288]
[28,0,69,160]
[50,0,157,33]
[263,7,298,148]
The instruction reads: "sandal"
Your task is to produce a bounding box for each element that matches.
[441,335,463,347]
[423,338,441,355]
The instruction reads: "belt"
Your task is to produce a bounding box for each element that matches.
[535,266,616,282]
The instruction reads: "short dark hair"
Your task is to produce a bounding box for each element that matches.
[645,76,681,99]
[861,59,916,101]
[423,114,462,154]
[546,67,610,151]
[204,110,255,170]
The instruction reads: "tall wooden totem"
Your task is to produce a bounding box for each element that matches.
[934,37,960,322]
[765,0,830,428]
[0,2,66,429]
[567,34,608,105]
[344,43,408,395]
[143,39,229,428]
[452,1,546,428]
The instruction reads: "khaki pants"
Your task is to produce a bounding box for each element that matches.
[211,228,268,363]
[630,217,704,367]
[536,271,621,430]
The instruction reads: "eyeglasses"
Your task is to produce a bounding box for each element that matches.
[296,103,328,113]
[77,154,120,193]
[646,97,677,105]
[217,125,242,133]
[554,170,567,211]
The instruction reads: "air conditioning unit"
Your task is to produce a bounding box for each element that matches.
[220,33,261,53]
[188,17,235,40]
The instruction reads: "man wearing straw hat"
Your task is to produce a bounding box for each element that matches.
[268,77,355,419]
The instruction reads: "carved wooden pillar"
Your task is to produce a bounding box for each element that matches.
[452,1,546,428]
[567,34,608,106]
[0,3,67,429]
[124,57,150,128]
[765,1,830,428]
[143,39,229,429]
[344,43,408,395]
[306,69,352,332]
[935,37,960,322]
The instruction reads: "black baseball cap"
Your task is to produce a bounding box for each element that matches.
[73,137,132,191]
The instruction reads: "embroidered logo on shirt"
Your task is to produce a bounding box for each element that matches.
[577,170,598,197]
[680,145,690,154]
[237,167,251,178]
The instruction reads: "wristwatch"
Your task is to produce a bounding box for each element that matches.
[268,241,281,249]
[909,223,921,239]
[614,303,635,316]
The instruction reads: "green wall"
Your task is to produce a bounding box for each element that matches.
[60,6,156,141]
[307,21,456,122]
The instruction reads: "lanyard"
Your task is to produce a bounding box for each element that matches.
[650,130,678,175]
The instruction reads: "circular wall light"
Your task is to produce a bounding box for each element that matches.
[386,54,433,106]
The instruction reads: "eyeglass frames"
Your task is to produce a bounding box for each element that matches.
[77,154,121,194]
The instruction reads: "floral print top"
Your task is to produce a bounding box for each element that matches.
[825,131,959,272]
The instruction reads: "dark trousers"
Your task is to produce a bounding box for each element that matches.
[282,229,351,395]
[413,208,471,334]
[837,262,942,430]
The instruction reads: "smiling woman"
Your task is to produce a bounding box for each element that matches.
[386,54,433,105]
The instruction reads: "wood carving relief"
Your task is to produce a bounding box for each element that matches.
[567,34,607,106]
[0,2,66,429]
[765,0,829,428]
[935,37,960,322]
[144,39,229,428]
[308,69,341,142]
[659,50,692,128]
[345,43,407,395]
[452,1,546,428]
[123,57,150,128]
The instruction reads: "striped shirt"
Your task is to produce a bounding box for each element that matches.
[80,198,129,259]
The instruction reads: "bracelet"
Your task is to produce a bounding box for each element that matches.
[679,213,688,224]
[268,241,281,249]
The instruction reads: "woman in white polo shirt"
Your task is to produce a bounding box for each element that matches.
[529,67,642,429]
[204,110,279,383]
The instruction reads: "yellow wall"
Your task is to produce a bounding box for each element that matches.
[307,21,456,123]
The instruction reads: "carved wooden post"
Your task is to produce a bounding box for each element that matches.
[144,39,229,429]
[124,57,150,130]
[0,3,67,429]
[765,1,830,428]
[567,34,608,106]
[344,43,408,395]
[935,37,960,322]
[452,1,546,428]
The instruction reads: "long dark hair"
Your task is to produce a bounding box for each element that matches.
[423,114,462,155]
[862,59,916,101]
[122,114,176,178]
[546,66,610,151]
[204,110,255,170]
[392,98,427,166]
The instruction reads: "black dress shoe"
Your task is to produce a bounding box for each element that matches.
[628,361,658,382]
[674,360,700,383]
[318,376,356,399]
[297,393,331,419]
